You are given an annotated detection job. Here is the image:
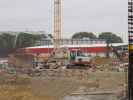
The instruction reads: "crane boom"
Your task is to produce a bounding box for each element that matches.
[53,0,62,49]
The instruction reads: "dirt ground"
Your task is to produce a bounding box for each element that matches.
[0,71,127,100]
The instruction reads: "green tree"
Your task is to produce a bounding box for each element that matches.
[98,32,123,43]
[0,32,42,49]
[0,33,15,49]
[48,34,53,38]
[15,32,41,48]
[0,32,43,56]
[72,32,97,39]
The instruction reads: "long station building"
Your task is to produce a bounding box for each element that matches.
[23,39,128,57]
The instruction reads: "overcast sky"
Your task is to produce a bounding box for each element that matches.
[0,0,128,42]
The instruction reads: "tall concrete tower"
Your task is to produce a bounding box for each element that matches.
[53,0,62,49]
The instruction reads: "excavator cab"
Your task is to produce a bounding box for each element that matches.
[67,49,94,68]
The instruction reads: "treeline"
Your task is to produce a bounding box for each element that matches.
[0,32,46,57]
[72,32,123,43]
[0,32,123,49]
[0,32,123,57]
[0,32,43,49]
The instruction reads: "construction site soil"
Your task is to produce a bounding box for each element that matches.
[0,69,127,100]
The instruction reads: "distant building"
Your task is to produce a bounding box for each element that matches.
[35,39,106,46]
[24,41,128,57]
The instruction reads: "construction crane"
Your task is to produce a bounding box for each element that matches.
[53,0,62,49]
[48,0,94,68]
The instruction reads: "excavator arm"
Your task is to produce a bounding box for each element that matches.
[111,46,123,61]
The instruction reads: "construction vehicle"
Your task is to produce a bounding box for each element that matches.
[110,45,128,63]
[32,48,95,70]
[66,49,95,69]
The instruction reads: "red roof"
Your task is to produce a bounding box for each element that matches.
[25,47,108,53]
